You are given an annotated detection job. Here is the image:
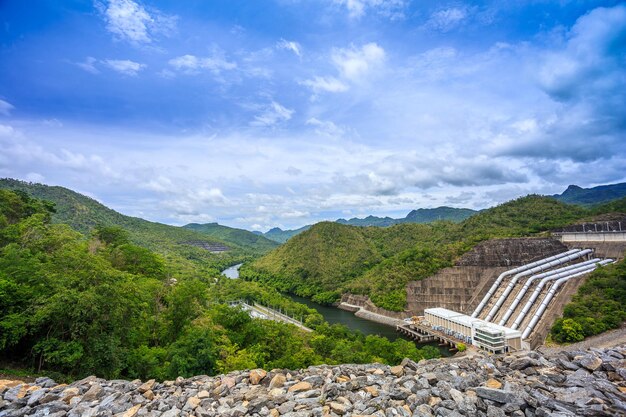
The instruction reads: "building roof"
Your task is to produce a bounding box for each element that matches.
[425,307,522,338]
[425,307,465,319]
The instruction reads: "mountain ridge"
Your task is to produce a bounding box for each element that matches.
[242,195,592,310]
[552,182,626,206]
[262,206,477,243]
[0,178,273,258]
[183,222,279,252]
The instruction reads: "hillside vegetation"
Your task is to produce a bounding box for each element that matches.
[261,207,476,243]
[552,182,626,206]
[243,196,597,310]
[0,189,440,380]
[551,259,626,343]
[184,222,278,253]
[0,179,273,272]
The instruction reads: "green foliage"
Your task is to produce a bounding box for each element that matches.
[551,319,585,343]
[246,195,590,311]
[0,189,439,380]
[591,196,626,214]
[552,183,626,206]
[94,225,130,246]
[456,343,467,352]
[551,259,626,343]
[184,223,278,253]
[263,207,476,243]
[0,179,271,275]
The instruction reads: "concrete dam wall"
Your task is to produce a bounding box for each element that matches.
[406,238,569,316]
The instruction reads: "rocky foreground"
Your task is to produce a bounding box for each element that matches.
[2,346,626,417]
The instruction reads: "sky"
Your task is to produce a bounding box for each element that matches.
[0,0,625,231]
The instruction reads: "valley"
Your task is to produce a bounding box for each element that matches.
[0,178,624,392]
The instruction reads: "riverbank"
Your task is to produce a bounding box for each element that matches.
[338,302,404,327]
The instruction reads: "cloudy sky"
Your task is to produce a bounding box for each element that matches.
[0,0,625,231]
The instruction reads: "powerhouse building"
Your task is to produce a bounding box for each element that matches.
[424,307,522,353]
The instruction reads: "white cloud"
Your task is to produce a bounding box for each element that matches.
[332,42,385,80]
[425,7,468,32]
[333,0,407,20]
[251,101,294,127]
[301,43,385,95]
[25,172,45,183]
[97,0,177,45]
[76,57,100,74]
[104,59,147,76]
[301,76,349,93]
[277,39,302,57]
[0,99,14,116]
[168,54,237,74]
[306,118,345,137]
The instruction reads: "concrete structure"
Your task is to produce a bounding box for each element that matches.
[554,232,626,242]
[424,308,522,353]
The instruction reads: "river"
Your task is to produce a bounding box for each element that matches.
[221,264,450,354]
[222,263,243,279]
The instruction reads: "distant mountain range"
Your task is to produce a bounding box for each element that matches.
[3,177,625,248]
[552,183,626,206]
[258,206,478,243]
[256,182,626,243]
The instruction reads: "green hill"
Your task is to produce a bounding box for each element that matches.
[184,222,279,252]
[552,182,626,206]
[262,207,476,243]
[243,221,448,304]
[0,179,269,269]
[404,206,477,223]
[336,215,398,227]
[243,196,591,310]
[0,188,440,380]
[263,225,312,243]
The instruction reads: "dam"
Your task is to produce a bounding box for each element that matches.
[347,222,626,350]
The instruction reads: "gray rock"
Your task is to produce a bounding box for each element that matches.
[34,377,57,388]
[475,387,522,405]
[579,355,603,372]
[486,405,505,417]
[510,357,541,371]
[160,408,181,417]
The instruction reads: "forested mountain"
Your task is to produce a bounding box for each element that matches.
[262,225,312,243]
[261,182,626,244]
[404,207,477,223]
[0,189,440,380]
[183,222,279,252]
[261,207,477,243]
[242,196,599,311]
[551,182,626,206]
[0,179,272,260]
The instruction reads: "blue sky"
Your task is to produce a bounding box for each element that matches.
[0,0,625,231]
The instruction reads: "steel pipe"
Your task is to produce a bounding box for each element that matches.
[471,249,580,318]
[498,257,601,327]
[484,249,593,322]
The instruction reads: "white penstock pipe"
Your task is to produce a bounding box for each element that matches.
[522,259,614,339]
[471,249,580,318]
[484,249,593,322]
[511,258,605,330]
[498,257,601,327]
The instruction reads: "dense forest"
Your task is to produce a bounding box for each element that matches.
[183,222,278,253]
[0,189,439,381]
[550,258,626,343]
[242,196,594,310]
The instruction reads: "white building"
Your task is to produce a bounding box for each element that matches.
[424,307,522,353]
